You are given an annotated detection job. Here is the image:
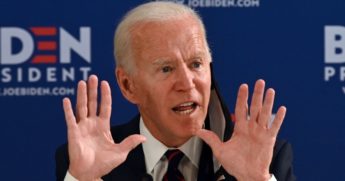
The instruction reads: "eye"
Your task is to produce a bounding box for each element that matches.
[191,61,202,69]
[162,66,173,73]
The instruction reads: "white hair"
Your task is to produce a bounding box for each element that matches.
[114,1,211,74]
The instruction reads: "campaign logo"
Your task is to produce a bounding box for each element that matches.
[324,25,345,94]
[155,0,260,8]
[0,26,92,96]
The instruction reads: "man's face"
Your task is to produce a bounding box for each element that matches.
[129,16,211,147]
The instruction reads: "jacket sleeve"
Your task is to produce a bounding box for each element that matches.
[55,144,70,181]
[269,140,296,181]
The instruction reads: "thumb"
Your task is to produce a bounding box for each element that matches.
[119,134,146,152]
[195,129,222,155]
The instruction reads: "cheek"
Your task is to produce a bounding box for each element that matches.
[134,79,167,109]
[198,71,212,95]
[132,77,152,105]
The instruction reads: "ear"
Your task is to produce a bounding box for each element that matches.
[115,67,138,104]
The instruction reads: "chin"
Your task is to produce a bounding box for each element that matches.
[182,122,203,136]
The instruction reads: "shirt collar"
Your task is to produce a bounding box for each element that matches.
[140,117,202,173]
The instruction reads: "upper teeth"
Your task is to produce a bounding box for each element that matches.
[179,102,194,106]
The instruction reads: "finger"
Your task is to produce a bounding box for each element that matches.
[258,88,275,128]
[62,98,77,129]
[235,84,249,123]
[87,75,98,117]
[250,79,265,122]
[76,81,88,120]
[118,134,146,152]
[99,81,112,121]
[195,129,222,157]
[270,106,286,136]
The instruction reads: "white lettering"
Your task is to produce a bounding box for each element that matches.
[0,66,91,83]
[252,0,259,6]
[324,66,336,81]
[28,67,41,82]
[0,27,34,64]
[62,67,75,82]
[340,67,345,81]
[80,67,91,80]
[47,67,57,82]
[17,67,23,82]
[1,68,11,82]
[60,27,91,64]
[325,26,345,63]
[187,0,259,7]
[0,87,75,96]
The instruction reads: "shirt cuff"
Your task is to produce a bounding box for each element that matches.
[64,171,78,181]
[269,174,277,181]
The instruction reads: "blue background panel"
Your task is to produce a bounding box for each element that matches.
[0,0,344,180]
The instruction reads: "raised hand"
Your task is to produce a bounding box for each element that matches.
[62,75,146,181]
[196,79,286,181]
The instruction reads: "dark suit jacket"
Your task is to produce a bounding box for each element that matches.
[55,114,295,181]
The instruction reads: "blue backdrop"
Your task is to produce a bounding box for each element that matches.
[1,0,344,180]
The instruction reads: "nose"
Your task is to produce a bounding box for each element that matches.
[174,65,195,92]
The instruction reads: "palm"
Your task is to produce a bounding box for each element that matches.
[214,119,276,179]
[63,75,145,180]
[197,80,286,181]
[68,117,122,179]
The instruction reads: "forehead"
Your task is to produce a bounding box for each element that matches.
[130,16,207,62]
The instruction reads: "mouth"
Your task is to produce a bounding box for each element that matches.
[172,101,198,115]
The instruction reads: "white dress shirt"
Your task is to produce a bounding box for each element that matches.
[140,117,202,181]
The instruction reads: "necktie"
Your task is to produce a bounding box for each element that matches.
[163,149,185,181]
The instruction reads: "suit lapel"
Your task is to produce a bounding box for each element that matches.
[197,141,214,181]
[197,114,214,181]
[120,115,147,179]
[106,115,147,180]
[125,144,147,179]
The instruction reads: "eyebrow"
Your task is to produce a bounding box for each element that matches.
[152,58,173,66]
[151,51,208,65]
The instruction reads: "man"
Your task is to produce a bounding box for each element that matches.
[56,1,295,181]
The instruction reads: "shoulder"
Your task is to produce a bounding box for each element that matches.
[272,139,293,162]
[110,114,141,143]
